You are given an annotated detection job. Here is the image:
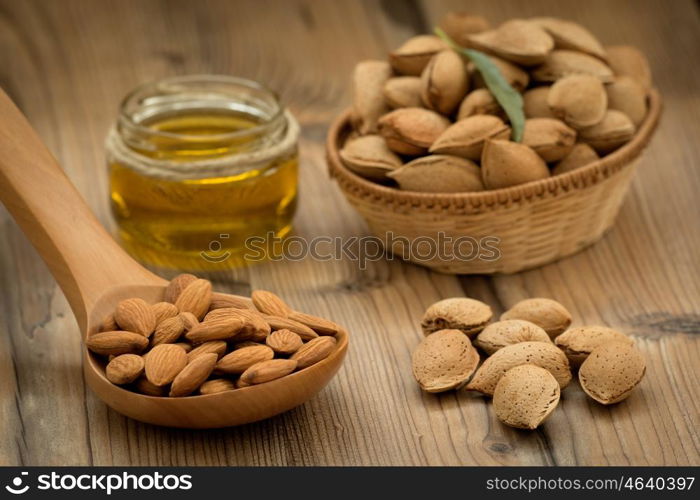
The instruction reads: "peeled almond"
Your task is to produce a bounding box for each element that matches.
[500,298,572,338]
[421,50,469,115]
[578,110,635,154]
[383,76,423,109]
[605,45,652,90]
[547,74,607,129]
[530,17,606,60]
[475,319,551,355]
[467,19,554,66]
[430,115,510,160]
[523,86,554,119]
[340,135,403,180]
[389,35,448,76]
[605,76,648,127]
[579,341,646,404]
[552,143,600,176]
[531,50,614,82]
[555,325,634,367]
[439,12,490,47]
[457,89,503,120]
[481,140,549,189]
[388,155,484,193]
[378,108,451,156]
[469,55,529,91]
[421,297,493,337]
[352,60,391,134]
[467,341,572,395]
[522,118,577,162]
[412,329,480,393]
[493,365,561,430]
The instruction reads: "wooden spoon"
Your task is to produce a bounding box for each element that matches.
[0,89,348,428]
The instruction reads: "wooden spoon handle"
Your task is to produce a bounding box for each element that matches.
[0,89,160,318]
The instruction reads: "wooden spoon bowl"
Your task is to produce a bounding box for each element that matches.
[0,90,348,428]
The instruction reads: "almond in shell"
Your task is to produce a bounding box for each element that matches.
[174,279,212,320]
[522,118,577,162]
[530,17,606,60]
[500,298,572,338]
[579,341,645,404]
[466,341,572,395]
[378,108,451,156]
[216,344,275,374]
[199,379,237,395]
[481,140,550,189]
[555,325,634,367]
[552,143,600,176]
[240,359,298,385]
[439,12,490,47]
[531,50,614,82]
[266,329,303,355]
[421,297,493,337]
[420,49,469,115]
[86,331,149,356]
[467,19,554,66]
[605,76,648,127]
[578,109,635,154]
[105,354,145,385]
[547,74,608,129]
[352,60,392,134]
[523,86,555,119]
[290,336,337,369]
[469,55,529,91]
[430,115,510,160]
[411,329,480,393]
[389,35,448,76]
[493,364,561,430]
[145,344,188,386]
[605,45,652,90]
[340,135,403,181]
[164,273,197,303]
[388,155,484,193]
[383,76,423,109]
[457,89,503,120]
[114,298,156,337]
[170,352,218,397]
[475,319,551,355]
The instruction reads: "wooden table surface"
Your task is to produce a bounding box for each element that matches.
[0,0,698,466]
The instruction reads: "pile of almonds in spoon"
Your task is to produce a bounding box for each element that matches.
[343,12,652,193]
[412,296,646,430]
[87,274,340,397]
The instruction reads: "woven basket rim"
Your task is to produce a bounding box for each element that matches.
[327,89,662,207]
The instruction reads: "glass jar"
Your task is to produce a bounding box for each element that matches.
[106,75,299,270]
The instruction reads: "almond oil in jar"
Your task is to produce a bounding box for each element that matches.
[106,76,299,270]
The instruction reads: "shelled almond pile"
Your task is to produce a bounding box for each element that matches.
[87,274,340,397]
[412,297,646,430]
[343,13,652,193]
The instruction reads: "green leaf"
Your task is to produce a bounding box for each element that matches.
[435,27,525,142]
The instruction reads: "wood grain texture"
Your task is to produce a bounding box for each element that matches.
[0,0,698,465]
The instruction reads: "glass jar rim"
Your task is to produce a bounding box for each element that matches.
[117,74,285,143]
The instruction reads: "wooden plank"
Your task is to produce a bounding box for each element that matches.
[0,0,697,466]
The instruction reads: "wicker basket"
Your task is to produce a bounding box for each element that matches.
[327,90,662,274]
